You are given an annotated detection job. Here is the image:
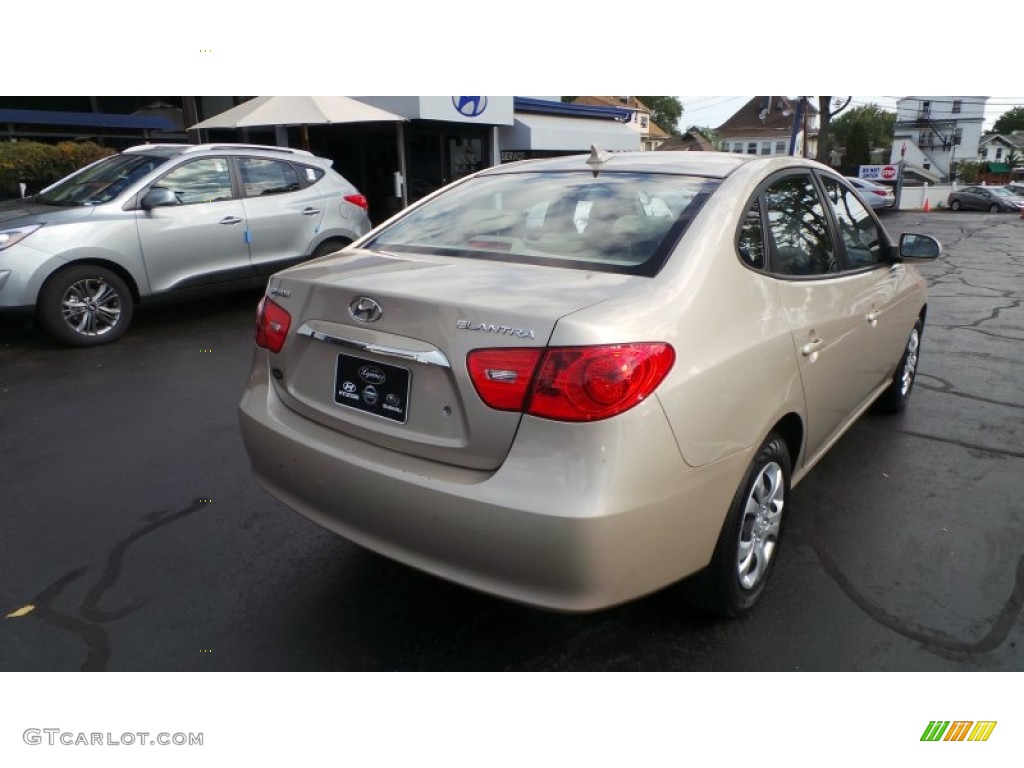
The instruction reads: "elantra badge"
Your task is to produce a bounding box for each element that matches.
[457,319,535,339]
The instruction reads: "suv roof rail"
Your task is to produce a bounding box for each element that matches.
[180,143,314,156]
[122,143,190,153]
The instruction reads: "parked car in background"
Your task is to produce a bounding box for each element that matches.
[845,176,896,211]
[1004,181,1024,197]
[240,151,941,617]
[0,143,371,346]
[947,185,1024,212]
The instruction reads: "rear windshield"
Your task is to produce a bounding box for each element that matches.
[366,171,719,276]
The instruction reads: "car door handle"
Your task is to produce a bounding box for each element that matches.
[219,216,244,225]
[866,310,881,325]
[800,339,824,356]
[301,207,321,216]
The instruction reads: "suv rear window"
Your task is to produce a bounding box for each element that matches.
[366,171,718,275]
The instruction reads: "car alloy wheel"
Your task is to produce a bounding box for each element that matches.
[874,318,924,414]
[899,326,920,397]
[736,460,784,590]
[38,265,134,347]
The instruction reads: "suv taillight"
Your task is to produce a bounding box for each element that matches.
[344,194,368,211]
[467,344,675,422]
[255,296,291,353]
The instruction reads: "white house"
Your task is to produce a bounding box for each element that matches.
[716,97,818,158]
[978,131,1023,163]
[889,97,987,182]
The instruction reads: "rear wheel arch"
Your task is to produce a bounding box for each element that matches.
[769,412,803,471]
[311,237,353,259]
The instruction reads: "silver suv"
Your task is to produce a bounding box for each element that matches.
[0,143,371,346]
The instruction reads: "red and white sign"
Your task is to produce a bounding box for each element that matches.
[860,164,900,181]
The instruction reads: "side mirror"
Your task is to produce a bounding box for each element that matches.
[141,187,178,210]
[898,233,941,262]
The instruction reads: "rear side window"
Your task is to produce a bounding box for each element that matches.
[737,200,765,269]
[366,171,718,276]
[296,164,326,185]
[239,158,302,197]
[763,174,837,276]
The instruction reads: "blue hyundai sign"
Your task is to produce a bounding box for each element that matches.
[452,97,488,118]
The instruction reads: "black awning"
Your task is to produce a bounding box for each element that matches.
[0,108,176,130]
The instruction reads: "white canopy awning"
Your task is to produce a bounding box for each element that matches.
[499,114,640,153]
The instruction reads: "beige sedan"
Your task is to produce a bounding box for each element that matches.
[239,150,940,616]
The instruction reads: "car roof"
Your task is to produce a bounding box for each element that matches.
[479,150,802,180]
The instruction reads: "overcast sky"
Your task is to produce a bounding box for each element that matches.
[678,96,1023,133]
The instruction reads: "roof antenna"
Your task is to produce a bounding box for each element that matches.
[586,144,612,177]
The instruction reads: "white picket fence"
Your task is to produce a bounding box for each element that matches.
[897,184,955,211]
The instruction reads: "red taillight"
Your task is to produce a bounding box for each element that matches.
[467,343,675,422]
[872,190,889,197]
[467,348,543,411]
[343,193,368,211]
[255,296,291,353]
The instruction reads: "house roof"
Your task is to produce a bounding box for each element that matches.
[980,132,1019,148]
[716,97,817,139]
[572,96,651,112]
[571,97,670,138]
[656,129,717,152]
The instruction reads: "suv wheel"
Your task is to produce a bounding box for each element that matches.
[38,265,134,347]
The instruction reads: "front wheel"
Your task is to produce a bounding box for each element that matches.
[37,265,134,347]
[692,433,791,617]
[874,318,923,414]
[988,203,1000,213]
[950,200,962,211]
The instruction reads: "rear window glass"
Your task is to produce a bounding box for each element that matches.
[365,171,718,275]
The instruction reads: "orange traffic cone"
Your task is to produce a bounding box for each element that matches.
[923,198,931,213]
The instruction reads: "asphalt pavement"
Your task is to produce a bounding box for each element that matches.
[1,210,1021,671]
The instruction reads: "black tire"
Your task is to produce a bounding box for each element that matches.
[950,200,961,211]
[691,433,791,618]
[311,238,352,259]
[988,203,1000,213]
[37,265,134,347]
[874,318,923,414]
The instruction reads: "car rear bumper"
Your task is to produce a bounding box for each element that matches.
[239,351,752,612]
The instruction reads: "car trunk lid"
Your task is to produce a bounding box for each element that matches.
[264,247,637,470]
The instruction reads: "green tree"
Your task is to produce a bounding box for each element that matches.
[637,97,683,136]
[993,106,1024,134]
[954,160,980,184]
[814,96,851,164]
[828,103,896,165]
[845,123,872,167]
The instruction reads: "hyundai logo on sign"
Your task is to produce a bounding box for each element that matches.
[453,97,488,118]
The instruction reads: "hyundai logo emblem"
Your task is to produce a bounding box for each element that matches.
[453,97,488,118]
[349,296,383,323]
